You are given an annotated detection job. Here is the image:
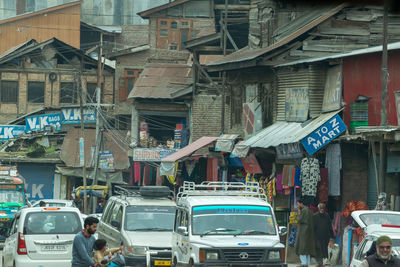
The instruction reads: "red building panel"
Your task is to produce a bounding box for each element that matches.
[343,50,400,127]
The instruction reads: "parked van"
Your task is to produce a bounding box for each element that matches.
[172,181,287,267]
[97,186,176,267]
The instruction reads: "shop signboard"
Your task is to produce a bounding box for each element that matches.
[285,88,309,122]
[301,114,346,155]
[276,143,303,159]
[322,65,342,112]
[61,107,96,124]
[26,113,62,132]
[99,151,115,172]
[133,148,176,162]
[0,125,25,141]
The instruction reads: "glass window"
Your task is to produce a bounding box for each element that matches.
[170,46,177,51]
[359,213,400,226]
[103,202,115,224]
[192,205,276,236]
[27,81,44,103]
[160,21,168,26]
[1,81,18,103]
[24,212,81,235]
[60,82,77,104]
[124,205,175,231]
[171,21,178,29]
[160,29,168,37]
[110,203,121,224]
[182,21,189,26]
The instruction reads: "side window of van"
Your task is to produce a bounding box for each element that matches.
[174,209,182,232]
[102,201,113,222]
[103,202,115,225]
[110,203,122,229]
[10,216,19,235]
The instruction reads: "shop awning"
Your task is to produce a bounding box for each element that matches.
[215,134,239,152]
[55,166,125,184]
[233,110,342,153]
[230,141,250,158]
[162,136,218,162]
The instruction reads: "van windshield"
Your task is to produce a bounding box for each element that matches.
[125,206,176,231]
[24,212,81,235]
[192,205,276,235]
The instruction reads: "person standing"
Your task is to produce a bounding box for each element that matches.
[313,203,334,267]
[71,216,99,267]
[295,198,316,267]
[360,235,400,267]
[96,199,104,213]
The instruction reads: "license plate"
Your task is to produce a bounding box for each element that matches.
[154,260,171,266]
[41,245,67,251]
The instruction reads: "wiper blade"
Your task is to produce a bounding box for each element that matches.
[200,228,240,237]
[241,230,269,235]
[132,227,170,231]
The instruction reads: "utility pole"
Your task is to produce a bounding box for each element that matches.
[380,0,389,193]
[77,70,87,214]
[92,32,103,212]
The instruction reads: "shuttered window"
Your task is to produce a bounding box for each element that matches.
[1,81,18,103]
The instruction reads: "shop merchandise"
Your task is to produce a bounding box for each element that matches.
[282,165,293,186]
[134,162,141,183]
[300,157,321,197]
[276,174,283,193]
[318,168,329,203]
[325,143,342,196]
[294,168,301,186]
[289,226,297,247]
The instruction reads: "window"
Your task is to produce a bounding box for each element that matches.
[27,81,44,103]
[86,83,97,103]
[170,46,177,51]
[182,21,189,26]
[110,203,121,227]
[160,29,168,37]
[102,202,115,224]
[120,69,141,100]
[60,82,77,104]
[160,20,168,26]
[1,81,18,103]
[24,212,81,235]
[171,21,178,29]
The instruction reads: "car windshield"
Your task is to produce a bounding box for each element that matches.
[0,188,23,204]
[125,206,175,231]
[359,213,400,226]
[24,212,81,235]
[192,205,276,235]
[392,239,400,255]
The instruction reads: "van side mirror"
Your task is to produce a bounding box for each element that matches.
[177,226,188,236]
[111,220,121,229]
[278,226,287,236]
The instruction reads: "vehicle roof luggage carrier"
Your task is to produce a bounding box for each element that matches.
[114,185,175,199]
[177,181,267,201]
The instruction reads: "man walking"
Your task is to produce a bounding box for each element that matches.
[295,198,316,266]
[360,235,400,267]
[72,216,99,267]
[313,203,334,267]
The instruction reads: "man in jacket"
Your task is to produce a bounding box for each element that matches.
[71,216,99,267]
[313,203,334,267]
[295,198,316,266]
[360,235,400,267]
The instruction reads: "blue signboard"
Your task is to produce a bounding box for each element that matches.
[17,164,55,201]
[61,107,96,124]
[0,125,25,141]
[26,113,62,132]
[301,114,346,155]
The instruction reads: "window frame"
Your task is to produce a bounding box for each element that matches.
[0,80,18,103]
[59,82,77,104]
[27,81,45,104]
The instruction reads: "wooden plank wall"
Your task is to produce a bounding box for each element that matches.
[0,4,80,54]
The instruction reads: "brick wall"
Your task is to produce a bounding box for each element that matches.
[192,94,223,141]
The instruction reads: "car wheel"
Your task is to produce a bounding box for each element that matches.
[172,257,178,267]
[188,259,194,267]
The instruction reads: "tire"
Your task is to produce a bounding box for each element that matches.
[172,257,178,267]
[188,259,194,267]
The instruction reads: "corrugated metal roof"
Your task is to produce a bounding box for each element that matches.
[138,0,190,18]
[81,22,122,34]
[162,136,218,162]
[207,3,346,68]
[244,110,341,148]
[128,63,192,99]
[276,41,400,67]
[355,126,400,134]
[60,128,130,170]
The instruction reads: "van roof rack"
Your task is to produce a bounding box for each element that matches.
[114,185,174,199]
[177,181,267,201]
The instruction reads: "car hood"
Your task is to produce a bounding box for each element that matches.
[351,210,400,228]
[191,235,282,248]
[125,231,172,247]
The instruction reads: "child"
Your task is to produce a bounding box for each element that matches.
[93,239,123,267]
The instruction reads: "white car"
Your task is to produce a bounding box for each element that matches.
[31,199,76,208]
[350,210,400,267]
[2,206,83,267]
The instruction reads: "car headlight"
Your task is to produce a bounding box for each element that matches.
[125,246,147,256]
[268,250,281,260]
[206,252,219,260]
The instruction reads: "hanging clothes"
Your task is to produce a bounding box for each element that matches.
[207,158,219,181]
[282,165,293,186]
[325,143,342,196]
[300,157,321,197]
[294,168,301,186]
[134,161,141,183]
[276,174,283,193]
[318,168,329,203]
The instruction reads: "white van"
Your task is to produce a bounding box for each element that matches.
[172,181,287,267]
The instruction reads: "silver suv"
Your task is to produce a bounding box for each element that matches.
[97,186,176,267]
